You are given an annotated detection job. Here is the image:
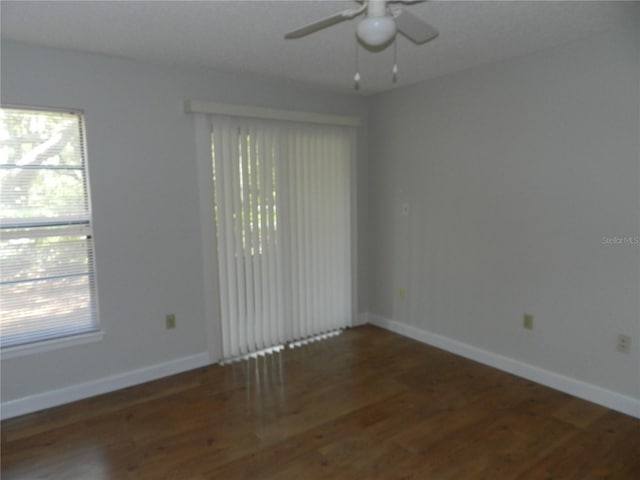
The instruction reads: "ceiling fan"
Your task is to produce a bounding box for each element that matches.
[285,0,438,49]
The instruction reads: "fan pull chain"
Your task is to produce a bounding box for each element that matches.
[392,38,398,83]
[354,40,361,90]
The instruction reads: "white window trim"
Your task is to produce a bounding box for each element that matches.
[1,330,104,360]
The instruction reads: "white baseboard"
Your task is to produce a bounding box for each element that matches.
[1,352,210,420]
[4,320,638,420]
[352,312,369,327]
[368,314,640,419]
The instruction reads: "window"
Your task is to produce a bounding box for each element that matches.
[0,107,100,351]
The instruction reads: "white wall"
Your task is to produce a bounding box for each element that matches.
[368,28,639,405]
[0,41,369,409]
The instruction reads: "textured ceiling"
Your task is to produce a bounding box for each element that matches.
[1,1,638,95]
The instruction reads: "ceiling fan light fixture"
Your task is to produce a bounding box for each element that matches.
[356,16,396,47]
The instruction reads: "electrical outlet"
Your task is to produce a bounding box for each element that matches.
[523,313,534,330]
[398,288,406,300]
[166,314,176,330]
[617,334,631,353]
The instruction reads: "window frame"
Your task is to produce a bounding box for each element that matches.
[0,105,102,358]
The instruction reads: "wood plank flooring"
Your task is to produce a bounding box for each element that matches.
[2,325,639,479]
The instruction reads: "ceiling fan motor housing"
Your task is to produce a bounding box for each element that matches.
[357,0,397,47]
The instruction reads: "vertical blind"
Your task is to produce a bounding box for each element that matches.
[211,116,352,360]
[0,107,99,349]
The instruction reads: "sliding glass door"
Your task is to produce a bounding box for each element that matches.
[210,116,354,360]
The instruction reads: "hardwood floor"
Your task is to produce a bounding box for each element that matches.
[2,325,639,479]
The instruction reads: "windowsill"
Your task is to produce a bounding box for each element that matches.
[1,330,104,360]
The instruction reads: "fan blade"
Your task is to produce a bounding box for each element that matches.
[393,9,438,44]
[285,11,350,39]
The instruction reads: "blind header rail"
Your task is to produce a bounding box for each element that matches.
[1,103,84,115]
[185,100,361,128]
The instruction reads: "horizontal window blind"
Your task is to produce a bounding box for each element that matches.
[0,107,99,349]
[211,116,352,360]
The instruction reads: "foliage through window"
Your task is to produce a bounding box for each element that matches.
[211,129,278,258]
[0,107,99,349]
